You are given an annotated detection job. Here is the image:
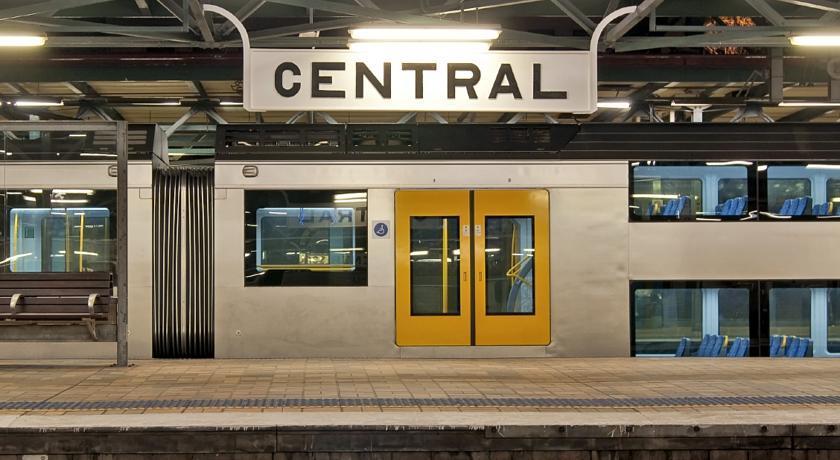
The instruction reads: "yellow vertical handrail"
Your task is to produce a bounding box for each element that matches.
[441,218,448,314]
[12,213,18,272]
[78,212,85,271]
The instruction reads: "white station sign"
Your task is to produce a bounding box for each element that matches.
[247,49,594,113]
[203,4,638,115]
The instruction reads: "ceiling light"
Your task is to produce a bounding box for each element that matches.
[68,133,87,137]
[220,101,243,106]
[778,101,840,107]
[806,164,840,170]
[348,41,490,54]
[349,27,500,42]
[0,35,46,47]
[13,99,63,107]
[597,100,630,109]
[790,35,840,46]
[670,101,712,108]
[706,161,753,166]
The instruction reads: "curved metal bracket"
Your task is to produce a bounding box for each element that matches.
[588,6,637,112]
[203,4,254,111]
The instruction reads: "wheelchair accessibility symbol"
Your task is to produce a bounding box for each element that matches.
[372,221,390,239]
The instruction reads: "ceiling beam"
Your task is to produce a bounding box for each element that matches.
[134,0,151,15]
[68,82,125,121]
[605,0,665,44]
[771,0,840,11]
[191,80,208,97]
[250,17,365,40]
[591,83,666,122]
[188,0,215,43]
[263,0,444,25]
[615,29,790,52]
[0,0,111,20]
[219,0,266,36]
[547,0,596,34]
[744,0,787,26]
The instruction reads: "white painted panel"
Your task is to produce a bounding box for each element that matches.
[216,162,628,189]
[630,223,840,280]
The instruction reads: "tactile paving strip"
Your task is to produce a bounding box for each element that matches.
[1,395,840,411]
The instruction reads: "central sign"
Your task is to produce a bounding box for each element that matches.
[247,49,594,113]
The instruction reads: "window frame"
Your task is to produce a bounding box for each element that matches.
[761,280,840,357]
[243,189,369,287]
[628,161,758,222]
[758,161,840,221]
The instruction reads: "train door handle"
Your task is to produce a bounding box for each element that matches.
[478,271,483,282]
[463,272,467,282]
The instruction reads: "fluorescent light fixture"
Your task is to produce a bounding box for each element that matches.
[348,41,490,54]
[13,99,63,107]
[758,165,768,172]
[597,100,631,109]
[831,197,840,202]
[790,35,840,46]
[0,35,46,47]
[80,153,117,157]
[349,27,500,42]
[632,193,679,199]
[52,199,89,204]
[30,189,42,193]
[334,192,367,200]
[334,198,367,203]
[68,133,87,138]
[806,164,840,170]
[409,250,429,256]
[73,250,99,257]
[132,101,180,106]
[670,101,711,108]
[0,253,32,265]
[706,161,753,166]
[220,101,243,106]
[778,101,840,107]
[485,248,501,253]
[53,189,94,195]
[23,195,36,202]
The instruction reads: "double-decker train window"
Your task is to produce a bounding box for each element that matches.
[631,281,754,356]
[630,162,753,221]
[244,190,368,286]
[1,189,116,274]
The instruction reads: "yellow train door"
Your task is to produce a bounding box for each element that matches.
[395,189,550,347]
[473,189,550,345]
[395,190,472,346]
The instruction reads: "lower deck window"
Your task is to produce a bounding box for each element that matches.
[632,282,752,356]
[3,189,115,273]
[244,190,368,286]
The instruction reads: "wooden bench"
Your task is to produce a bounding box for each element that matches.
[0,272,117,342]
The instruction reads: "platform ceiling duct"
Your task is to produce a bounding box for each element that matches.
[153,168,214,358]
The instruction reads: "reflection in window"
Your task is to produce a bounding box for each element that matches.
[485,217,535,315]
[631,164,749,219]
[244,190,367,286]
[3,189,115,273]
[409,217,460,316]
[829,289,840,353]
[633,286,750,355]
[769,288,811,338]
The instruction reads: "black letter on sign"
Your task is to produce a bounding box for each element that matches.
[489,64,522,99]
[356,62,391,99]
[312,62,346,98]
[447,63,480,99]
[401,63,436,98]
[533,63,567,99]
[275,62,301,97]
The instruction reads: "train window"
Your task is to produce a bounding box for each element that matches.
[244,190,368,286]
[769,287,811,339]
[762,164,840,218]
[2,189,116,274]
[485,216,535,315]
[630,163,751,221]
[409,216,460,316]
[829,289,840,353]
[632,282,753,356]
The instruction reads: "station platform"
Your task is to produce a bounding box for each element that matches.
[2,358,840,458]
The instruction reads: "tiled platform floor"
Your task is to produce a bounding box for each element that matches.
[0,358,838,416]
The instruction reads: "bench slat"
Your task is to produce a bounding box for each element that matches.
[0,313,109,320]
[0,273,111,281]
[0,280,112,289]
[0,288,111,296]
[0,297,112,305]
[0,305,111,314]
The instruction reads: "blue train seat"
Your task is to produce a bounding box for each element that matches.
[709,335,725,357]
[675,337,690,357]
[737,337,750,357]
[695,334,712,357]
[720,199,734,216]
[796,338,811,358]
[733,196,746,216]
[769,335,783,357]
[674,196,688,217]
[662,199,675,216]
[779,199,793,216]
[726,337,741,357]
[795,197,812,216]
[784,336,796,358]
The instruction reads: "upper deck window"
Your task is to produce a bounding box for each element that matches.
[630,163,753,221]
